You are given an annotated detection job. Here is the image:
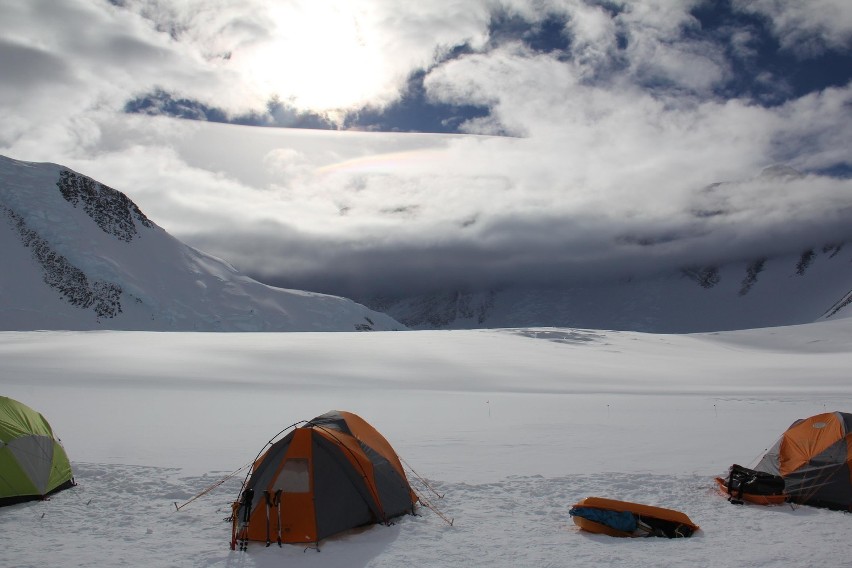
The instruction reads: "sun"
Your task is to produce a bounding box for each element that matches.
[237,2,397,117]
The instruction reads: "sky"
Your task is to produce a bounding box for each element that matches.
[1,0,852,298]
[2,323,852,566]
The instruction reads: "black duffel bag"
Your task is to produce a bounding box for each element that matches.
[726,463,785,504]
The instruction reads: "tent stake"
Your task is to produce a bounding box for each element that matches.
[415,488,454,526]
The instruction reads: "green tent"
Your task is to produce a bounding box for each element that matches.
[0,396,74,506]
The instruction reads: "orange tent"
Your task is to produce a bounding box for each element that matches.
[231,411,416,550]
[749,411,852,510]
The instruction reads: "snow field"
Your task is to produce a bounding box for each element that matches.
[2,325,852,567]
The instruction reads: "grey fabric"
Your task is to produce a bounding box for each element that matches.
[8,435,53,494]
[358,440,414,517]
[240,436,292,518]
[271,458,310,493]
[307,411,351,435]
[837,411,852,434]
[785,438,852,508]
[312,436,376,540]
[754,437,783,476]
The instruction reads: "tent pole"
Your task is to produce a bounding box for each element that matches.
[174,461,252,512]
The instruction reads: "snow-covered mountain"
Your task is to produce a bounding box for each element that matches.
[5,152,849,334]
[0,155,403,331]
[361,244,852,333]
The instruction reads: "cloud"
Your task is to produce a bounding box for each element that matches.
[1,0,851,302]
[177,163,852,299]
[0,40,73,95]
[564,2,620,70]
[732,0,852,56]
[61,108,851,299]
[104,0,492,117]
[0,0,233,158]
[771,86,852,171]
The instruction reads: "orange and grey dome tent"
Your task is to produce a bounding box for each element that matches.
[231,410,417,550]
[748,411,852,510]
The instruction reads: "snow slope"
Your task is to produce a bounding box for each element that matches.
[363,247,852,332]
[1,321,851,567]
[0,155,402,332]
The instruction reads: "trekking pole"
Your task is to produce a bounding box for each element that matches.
[230,503,239,550]
[239,488,254,552]
[275,490,283,547]
[264,491,272,547]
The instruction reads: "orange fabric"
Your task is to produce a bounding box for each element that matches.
[339,411,407,479]
[247,428,317,544]
[230,502,240,550]
[572,497,699,530]
[779,412,844,476]
[714,477,787,505]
